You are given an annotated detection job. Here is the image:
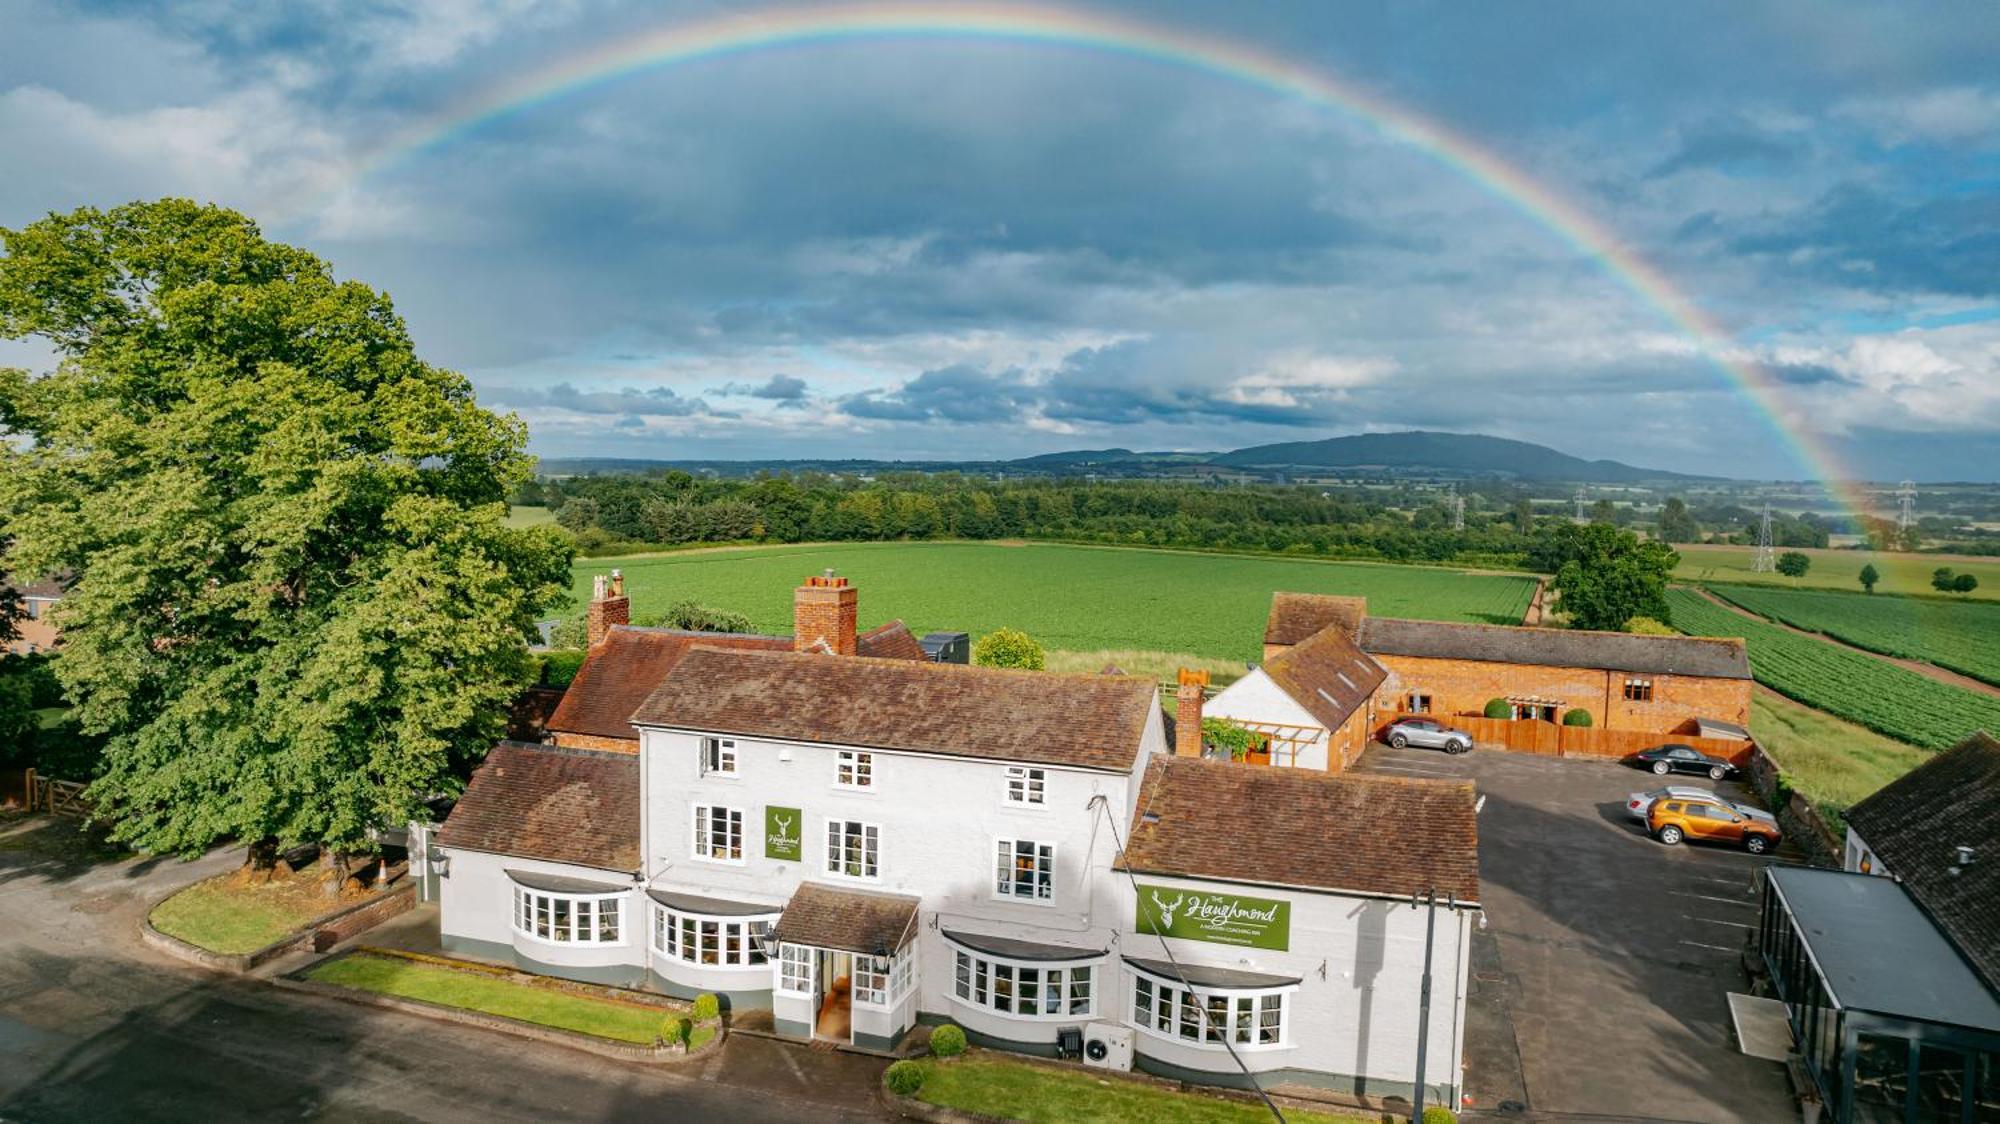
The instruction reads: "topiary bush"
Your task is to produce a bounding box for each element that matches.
[691,993,719,1022]
[1483,698,1510,720]
[929,1023,967,1058]
[884,1060,925,1096]
[1562,708,1593,727]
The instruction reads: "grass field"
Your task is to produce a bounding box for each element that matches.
[1750,691,1929,821]
[506,505,557,528]
[1707,584,2000,686]
[1675,543,2000,600]
[1664,589,2000,750]
[894,1056,1369,1124]
[149,867,348,955]
[570,542,1536,663]
[303,952,698,1046]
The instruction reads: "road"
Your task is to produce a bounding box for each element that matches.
[0,813,890,1124]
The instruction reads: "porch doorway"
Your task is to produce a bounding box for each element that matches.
[815,949,854,1041]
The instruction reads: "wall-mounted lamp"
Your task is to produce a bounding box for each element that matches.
[871,943,891,973]
[427,846,451,878]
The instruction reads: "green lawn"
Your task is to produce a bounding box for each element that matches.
[149,868,347,955]
[507,505,558,528]
[1675,543,2000,600]
[1750,690,1930,821]
[897,1056,1371,1124]
[572,542,1535,663]
[1705,583,2000,686]
[304,952,702,1046]
[1042,648,1249,687]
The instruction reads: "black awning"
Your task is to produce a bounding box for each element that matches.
[647,888,783,917]
[1124,955,1300,990]
[942,928,1106,962]
[506,869,628,895]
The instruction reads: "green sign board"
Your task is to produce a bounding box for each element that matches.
[764,806,802,862]
[1134,884,1290,951]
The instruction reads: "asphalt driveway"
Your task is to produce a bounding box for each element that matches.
[0,811,889,1124]
[1353,744,1795,1124]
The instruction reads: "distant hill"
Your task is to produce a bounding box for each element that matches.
[1213,431,1707,482]
[1006,448,1215,469]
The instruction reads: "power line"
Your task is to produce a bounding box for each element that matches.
[1573,486,1587,521]
[1751,502,1775,573]
[1897,480,1917,533]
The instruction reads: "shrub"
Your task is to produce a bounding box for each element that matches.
[929,1023,967,1058]
[539,649,586,687]
[661,1014,693,1048]
[884,1060,925,1096]
[691,993,720,1022]
[971,628,1045,670]
[1483,698,1510,719]
[1422,1108,1458,1124]
[1562,708,1593,727]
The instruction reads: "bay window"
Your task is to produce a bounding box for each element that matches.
[951,948,1095,1018]
[1130,968,1291,1049]
[510,885,625,945]
[652,907,775,968]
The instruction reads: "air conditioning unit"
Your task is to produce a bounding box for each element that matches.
[1081,1021,1134,1071]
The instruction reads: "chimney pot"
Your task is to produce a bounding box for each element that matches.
[586,569,630,649]
[1174,668,1208,758]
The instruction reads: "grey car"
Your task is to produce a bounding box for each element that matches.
[1385,717,1473,754]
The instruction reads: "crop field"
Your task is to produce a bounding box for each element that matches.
[1706,584,2000,687]
[571,542,1536,663]
[1664,589,2000,750]
[1674,543,2000,600]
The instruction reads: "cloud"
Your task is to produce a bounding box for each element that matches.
[841,365,1038,424]
[1649,116,1808,176]
[485,381,726,418]
[1835,86,2000,146]
[713,374,809,402]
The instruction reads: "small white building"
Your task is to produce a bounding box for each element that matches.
[431,572,1481,1105]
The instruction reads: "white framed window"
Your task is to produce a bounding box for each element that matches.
[891,950,917,1000]
[777,943,814,994]
[825,818,879,879]
[1129,966,1292,1049]
[952,948,1095,1018]
[1004,766,1045,806]
[854,958,890,1006]
[836,750,874,789]
[994,838,1055,902]
[652,907,774,968]
[510,886,625,946]
[693,804,744,861]
[701,737,737,776]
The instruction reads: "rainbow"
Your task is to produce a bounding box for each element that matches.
[297,1,1871,511]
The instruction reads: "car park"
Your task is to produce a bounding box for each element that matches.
[1625,785,1777,828]
[1625,742,1739,780]
[1647,797,1781,854]
[1384,717,1473,754]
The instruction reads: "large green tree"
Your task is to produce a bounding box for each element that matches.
[0,200,573,859]
[1532,523,1678,631]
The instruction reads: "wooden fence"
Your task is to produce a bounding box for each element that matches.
[1379,713,1755,767]
[22,768,91,817]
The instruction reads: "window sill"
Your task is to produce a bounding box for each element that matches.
[951,995,1097,1021]
[513,929,627,950]
[653,953,770,972]
[991,893,1058,907]
[1131,1023,1291,1052]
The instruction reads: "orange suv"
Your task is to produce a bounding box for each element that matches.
[1648,797,1781,855]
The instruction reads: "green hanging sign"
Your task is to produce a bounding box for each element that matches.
[765,806,802,862]
[1134,884,1290,951]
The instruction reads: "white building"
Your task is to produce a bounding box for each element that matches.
[431,573,1481,1104]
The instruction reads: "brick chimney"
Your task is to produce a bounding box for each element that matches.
[585,569,629,649]
[1175,668,1209,758]
[794,570,858,656]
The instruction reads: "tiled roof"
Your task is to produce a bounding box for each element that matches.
[771,881,920,955]
[1117,756,1480,902]
[1261,624,1387,732]
[1264,593,1368,647]
[546,623,927,742]
[2,573,67,600]
[437,742,639,872]
[1845,731,2000,989]
[1357,617,1750,680]
[631,647,1157,772]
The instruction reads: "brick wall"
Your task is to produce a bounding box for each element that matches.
[1370,653,1749,734]
[793,574,858,656]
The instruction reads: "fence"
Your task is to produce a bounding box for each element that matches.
[1379,713,1756,767]
[21,768,91,817]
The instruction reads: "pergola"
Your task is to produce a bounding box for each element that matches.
[1757,865,2000,1123]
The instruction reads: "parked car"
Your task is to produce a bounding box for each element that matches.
[1627,743,1739,780]
[1626,786,1777,829]
[1384,718,1473,754]
[1648,797,1781,854]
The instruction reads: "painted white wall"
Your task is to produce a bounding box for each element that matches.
[438,848,644,973]
[1205,670,1331,769]
[1844,828,1889,877]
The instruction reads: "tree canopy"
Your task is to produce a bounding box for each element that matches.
[0,200,573,857]
[1776,551,1811,579]
[1533,523,1678,632]
[1858,563,1879,593]
[971,627,1046,670]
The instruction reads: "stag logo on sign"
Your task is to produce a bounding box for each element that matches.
[1136,884,1290,950]
[765,806,802,862]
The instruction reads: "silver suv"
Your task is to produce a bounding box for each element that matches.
[1384,718,1473,754]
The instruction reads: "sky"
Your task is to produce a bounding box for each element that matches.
[2,1,1997,481]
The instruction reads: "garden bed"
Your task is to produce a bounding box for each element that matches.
[886,1052,1375,1124]
[148,861,397,956]
[300,949,713,1049]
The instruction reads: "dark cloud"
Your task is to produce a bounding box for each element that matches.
[1649,117,1807,177]
[714,374,809,401]
[842,365,1039,423]
[1729,184,2000,298]
[486,381,727,418]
